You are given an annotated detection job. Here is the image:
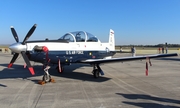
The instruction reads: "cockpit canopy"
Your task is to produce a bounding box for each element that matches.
[59,31,99,42]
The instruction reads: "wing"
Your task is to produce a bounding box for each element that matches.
[79,53,178,64]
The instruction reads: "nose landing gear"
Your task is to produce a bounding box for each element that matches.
[38,66,55,85]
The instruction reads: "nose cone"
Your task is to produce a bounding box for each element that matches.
[9,43,26,53]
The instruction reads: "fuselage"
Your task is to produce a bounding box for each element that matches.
[9,30,116,65]
[27,40,116,64]
[26,31,115,64]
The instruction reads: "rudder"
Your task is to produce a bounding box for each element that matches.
[109,29,115,50]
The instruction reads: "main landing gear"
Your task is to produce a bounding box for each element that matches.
[92,64,104,78]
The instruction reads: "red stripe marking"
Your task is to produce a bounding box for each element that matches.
[29,67,35,75]
[146,62,148,76]
[8,63,13,68]
[58,59,61,73]
[24,64,27,68]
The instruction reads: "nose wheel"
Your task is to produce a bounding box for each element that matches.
[38,66,55,85]
[42,74,51,83]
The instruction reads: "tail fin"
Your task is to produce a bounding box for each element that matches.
[109,29,115,50]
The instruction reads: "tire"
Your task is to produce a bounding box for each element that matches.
[93,69,99,78]
[42,74,51,83]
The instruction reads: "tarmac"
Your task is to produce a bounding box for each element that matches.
[0,53,180,108]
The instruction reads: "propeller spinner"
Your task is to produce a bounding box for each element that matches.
[8,24,37,75]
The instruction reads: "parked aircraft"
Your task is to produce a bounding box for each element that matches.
[8,24,178,83]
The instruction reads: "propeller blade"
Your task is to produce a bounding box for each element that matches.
[8,53,19,68]
[21,51,35,75]
[10,26,19,42]
[22,24,37,45]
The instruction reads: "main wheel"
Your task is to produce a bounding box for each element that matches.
[93,69,99,78]
[42,74,51,83]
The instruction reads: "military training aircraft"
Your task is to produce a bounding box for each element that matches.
[8,24,178,83]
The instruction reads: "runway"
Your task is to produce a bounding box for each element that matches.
[0,53,180,108]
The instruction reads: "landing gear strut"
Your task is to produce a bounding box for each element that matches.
[92,64,104,78]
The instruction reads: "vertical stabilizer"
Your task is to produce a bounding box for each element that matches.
[109,29,115,50]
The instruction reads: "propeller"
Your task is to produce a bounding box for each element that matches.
[11,26,19,42]
[8,24,37,75]
[22,24,37,45]
[8,53,19,68]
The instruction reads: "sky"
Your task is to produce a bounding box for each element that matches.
[0,0,180,45]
